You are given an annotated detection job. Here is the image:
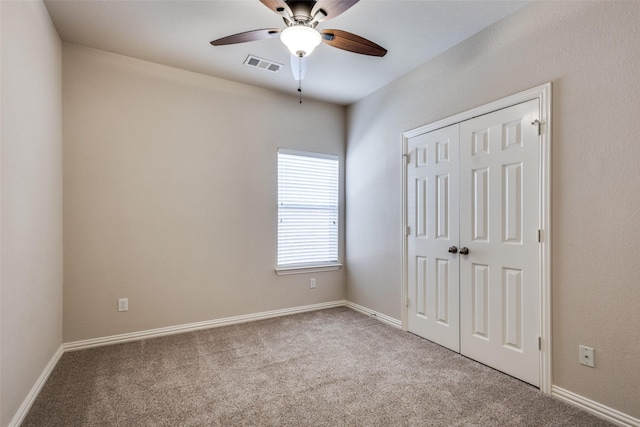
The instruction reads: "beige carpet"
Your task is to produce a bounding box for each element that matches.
[24,307,610,426]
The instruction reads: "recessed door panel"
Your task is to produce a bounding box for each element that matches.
[436,174,449,239]
[472,263,489,339]
[416,178,428,238]
[472,168,489,242]
[415,145,428,167]
[502,120,523,150]
[472,129,489,156]
[503,163,523,244]
[416,256,428,318]
[437,141,449,163]
[503,268,523,351]
[436,259,449,325]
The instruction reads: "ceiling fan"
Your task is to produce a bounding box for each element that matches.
[210,0,387,80]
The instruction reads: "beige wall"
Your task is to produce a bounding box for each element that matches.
[346,1,640,419]
[0,1,63,426]
[62,44,346,343]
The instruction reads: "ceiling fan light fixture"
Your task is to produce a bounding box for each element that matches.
[280,25,322,57]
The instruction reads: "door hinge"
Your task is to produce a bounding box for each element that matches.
[406,226,411,236]
[402,153,410,165]
[406,297,410,308]
[531,119,542,136]
[537,229,542,243]
[538,336,542,350]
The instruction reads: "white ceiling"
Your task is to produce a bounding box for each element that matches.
[44,0,529,106]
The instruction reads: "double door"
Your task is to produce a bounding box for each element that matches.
[407,99,540,386]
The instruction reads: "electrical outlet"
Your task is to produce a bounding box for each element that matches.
[118,298,128,312]
[579,345,594,367]
[310,278,316,289]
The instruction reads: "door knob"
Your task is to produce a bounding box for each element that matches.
[459,247,470,255]
[448,246,458,254]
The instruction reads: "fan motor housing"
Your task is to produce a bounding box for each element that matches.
[287,0,315,23]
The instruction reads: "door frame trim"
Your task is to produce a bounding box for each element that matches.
[401,83,552,394]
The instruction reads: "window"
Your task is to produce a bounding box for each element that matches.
[277,149,340,274]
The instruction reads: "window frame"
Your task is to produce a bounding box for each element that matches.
[275,148,342,276]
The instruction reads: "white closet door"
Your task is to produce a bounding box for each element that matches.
[459,99,540,386]
[407,125,460,352]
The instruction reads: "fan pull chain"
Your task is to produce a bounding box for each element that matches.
[298,54,303,104]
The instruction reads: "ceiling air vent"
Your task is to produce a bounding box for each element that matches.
[244,55,282,73]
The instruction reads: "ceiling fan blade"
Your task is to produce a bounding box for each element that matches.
[321,29,387,57]
[210,29,281,46]
[259,0,293,17]
[290,54,309,81]
[313,0,359,21]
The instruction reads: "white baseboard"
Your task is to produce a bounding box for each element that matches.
[63,300,402,353]
[8,344,64,427]
[552,386,640,427]
[345,300,402,329]
[64,300,347,351]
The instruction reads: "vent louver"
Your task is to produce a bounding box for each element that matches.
[244,55,282,73]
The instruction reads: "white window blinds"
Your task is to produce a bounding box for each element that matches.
[277,149,339,269]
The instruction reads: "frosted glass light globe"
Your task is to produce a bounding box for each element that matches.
[280,25,322,57]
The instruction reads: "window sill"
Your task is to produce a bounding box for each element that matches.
[275,264,343,276]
